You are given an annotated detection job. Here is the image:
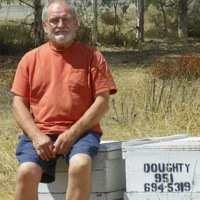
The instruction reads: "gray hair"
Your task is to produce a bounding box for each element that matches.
[42,0,77,22]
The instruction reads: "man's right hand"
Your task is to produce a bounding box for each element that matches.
[32,134,56,161]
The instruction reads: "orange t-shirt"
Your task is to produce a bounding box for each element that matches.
[11,41,117,135]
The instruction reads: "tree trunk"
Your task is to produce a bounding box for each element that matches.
[160,0,168,38]
[135,0,144,42]
[113,0,119,36]
[177,0,188,38]
[34,0,44,45]
[92,0,98,44]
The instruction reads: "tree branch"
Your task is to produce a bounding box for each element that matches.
[19,0,34,9]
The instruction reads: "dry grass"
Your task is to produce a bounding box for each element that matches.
[0,105,19,199]
[0,64,19,199]
[0,41,200,199]
[101,66,200,140]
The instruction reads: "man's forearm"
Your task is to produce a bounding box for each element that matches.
[12,95,42,140]
[13,95,56,160]
[67,91,110,140]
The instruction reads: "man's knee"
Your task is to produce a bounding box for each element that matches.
[17,162,43,184]
[69,154,92,176]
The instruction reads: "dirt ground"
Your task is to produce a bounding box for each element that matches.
[101,39,200,66]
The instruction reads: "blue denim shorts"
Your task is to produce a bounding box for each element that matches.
[15,131,101,183]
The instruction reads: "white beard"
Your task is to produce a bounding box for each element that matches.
[47,29,76,43]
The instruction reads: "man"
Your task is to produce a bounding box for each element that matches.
[11,0,117,199]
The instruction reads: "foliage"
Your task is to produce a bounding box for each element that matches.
[98,26,138,46]
[102,0,131,8]
[188,1,200,37]
[99,31,125,45]
[76,22,92,44]
[101,9,121,26]
[0,0,14,5]
[146,54,200,80]
[1,0,200,50]
[100,0,132,42]
[0,23,35,55]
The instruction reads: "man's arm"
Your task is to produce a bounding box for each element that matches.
[12,95,55,160]
[53,91,110,155]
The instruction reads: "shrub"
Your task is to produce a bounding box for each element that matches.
[76,22,92,44]
[146,54,200,80]
[0,23,35,55]
[101,10,121,26]
[99,30,125,45]
[188,5,200,38]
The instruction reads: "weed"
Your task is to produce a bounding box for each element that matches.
[146,54,200,80]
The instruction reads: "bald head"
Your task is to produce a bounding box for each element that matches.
[42,0,77,22]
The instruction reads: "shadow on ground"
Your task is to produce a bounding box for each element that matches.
[102,40,200,67]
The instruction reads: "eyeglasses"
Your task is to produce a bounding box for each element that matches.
[48,16,74,26]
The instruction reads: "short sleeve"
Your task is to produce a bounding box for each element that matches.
[90,52,117,95]
[11,58,30,98]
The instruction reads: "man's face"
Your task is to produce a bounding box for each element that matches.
[43,2,78,43]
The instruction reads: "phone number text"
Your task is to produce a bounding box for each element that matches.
[144,182,191,193]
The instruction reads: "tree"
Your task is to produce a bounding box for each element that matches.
[135,0,144,41]
[1,0,45,45]
[177,0,188,37]
[33,0,44,45]
[169,0,193,38]
[145,0,192,39]
[188,0,200,37]
[102,0,120,36]
[146,0,169,38]
[19,0,44,45]
[91,0,98,44]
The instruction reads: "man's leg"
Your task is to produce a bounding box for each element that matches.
[66,154,92,200]
[14,162,43,200]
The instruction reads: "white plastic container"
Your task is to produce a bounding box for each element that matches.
[122,136,200,200]
[38,141,126,200]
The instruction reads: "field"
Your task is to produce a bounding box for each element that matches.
[0,40,200,199]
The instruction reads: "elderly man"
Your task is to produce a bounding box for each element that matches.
[11,0,117,199]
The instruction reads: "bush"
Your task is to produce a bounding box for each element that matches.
[188,5,200,38]
[146,54,200,80]
[188,18,200,38]
[101,10,121,26]
[76,22,92,44]
[99,30,125,45]
[0,23,35,55]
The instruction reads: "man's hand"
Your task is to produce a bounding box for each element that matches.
[32,134,56,161]
[52,91,110,155]
[53,131,76,155]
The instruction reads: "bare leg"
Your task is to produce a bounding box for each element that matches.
[14,162,43,200]
[66,154,92,200]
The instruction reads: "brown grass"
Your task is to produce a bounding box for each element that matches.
[146,54,200,79]
[101,66,199,140]
[0,41,200,199]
